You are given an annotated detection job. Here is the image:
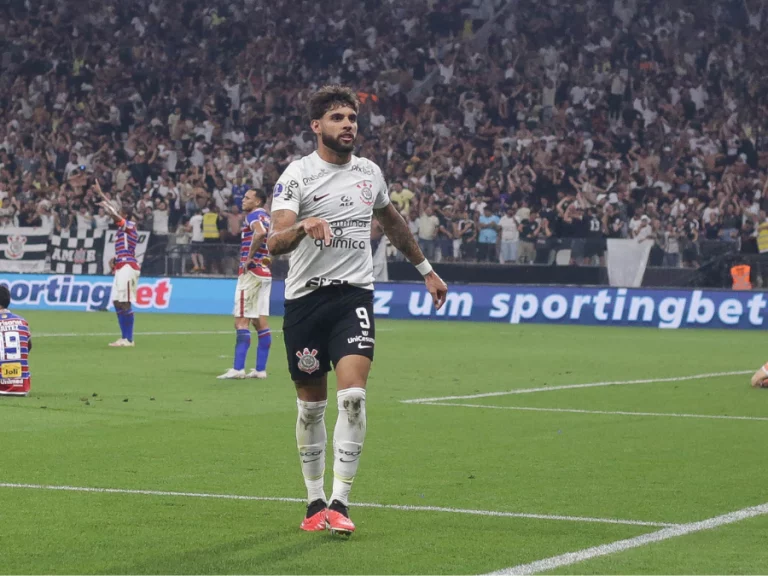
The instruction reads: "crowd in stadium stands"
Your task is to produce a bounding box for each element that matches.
[2,0,768,272]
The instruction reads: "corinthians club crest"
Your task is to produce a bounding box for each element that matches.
[4,234,27,260]
[296,348,320,374]
[74,248,87,264]
[357,180,374,206]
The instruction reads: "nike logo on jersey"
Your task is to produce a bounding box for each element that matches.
[313,194,330,202]
[358,344,372,349]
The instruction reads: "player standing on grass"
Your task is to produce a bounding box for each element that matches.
[0,285,32,397]
[268,85,448,535]
[218,189,273,380]
[95,180,139,348]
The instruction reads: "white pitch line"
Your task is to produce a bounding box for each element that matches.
[0,483,675,528]
[485,500,768,575]
[35,330,237,337]
[419,402,768,423]
[402,370,752,404]
[35,328,393,338]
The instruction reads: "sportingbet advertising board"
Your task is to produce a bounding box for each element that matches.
[1,274,768,330]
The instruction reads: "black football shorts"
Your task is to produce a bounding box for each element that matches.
[282,285,375,381]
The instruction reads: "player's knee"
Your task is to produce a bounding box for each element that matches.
[337,370,369,389]
[337,387,366,420]
[297,397,327,424]
[234,318,249,330]
[296,380,328,402]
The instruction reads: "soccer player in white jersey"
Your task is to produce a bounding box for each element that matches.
[268,86,448,535]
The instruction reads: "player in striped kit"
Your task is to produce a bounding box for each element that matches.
[0,285,32,397]
[218,189,272,379]
[97,181,140,348]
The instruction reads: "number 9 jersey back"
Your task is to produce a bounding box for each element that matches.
[0,312,31,396]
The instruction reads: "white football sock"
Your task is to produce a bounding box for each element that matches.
[296,398,327,504]
[330,387,366,506]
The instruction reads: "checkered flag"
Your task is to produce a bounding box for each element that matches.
[50,229,105,275]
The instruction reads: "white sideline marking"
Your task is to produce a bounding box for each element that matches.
[402,370,752,404]
[0,483,675,528]
[35,328,392,338]
[485,500,768,575]
[36,331,236,337]
[419,402,768,423]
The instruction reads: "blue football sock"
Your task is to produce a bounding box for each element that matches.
[256,329,271,372]
[125,307,134,342]
[116,311,128,340]
[234,329,251,371]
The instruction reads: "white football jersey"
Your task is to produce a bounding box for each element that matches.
[272,151,390,300]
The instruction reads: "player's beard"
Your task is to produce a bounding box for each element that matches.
[322,131,355,154]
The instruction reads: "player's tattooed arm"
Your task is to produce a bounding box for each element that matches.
[267,210,332,255]
[373,203,425,265]
[267,210,306,255]
[375,202,448,310]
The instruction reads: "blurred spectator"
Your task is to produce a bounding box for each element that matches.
[477,206,500,262]
[518,212,539,264]
[418,206,440,260]
[152,201,170,236]
[498,206,520,263]
[188,210,205,273]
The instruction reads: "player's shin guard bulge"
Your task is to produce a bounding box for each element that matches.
[256,329,271,372]
[234,329,251,371]
[124,306,134,342]
[296,399,328,504]
[112,306,135,346]
[331,387,367,507]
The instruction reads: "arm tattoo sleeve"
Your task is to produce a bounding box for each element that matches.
[374,204,426,265]
[267,210,306,256]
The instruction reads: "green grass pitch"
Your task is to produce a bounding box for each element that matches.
[2,310,768,574]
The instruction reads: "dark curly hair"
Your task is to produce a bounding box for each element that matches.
[307,85,360,121]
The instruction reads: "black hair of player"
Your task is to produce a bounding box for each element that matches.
[255,189,268,206]
[307,86,360,121]
[0,285,10,309]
